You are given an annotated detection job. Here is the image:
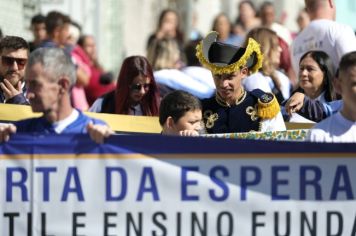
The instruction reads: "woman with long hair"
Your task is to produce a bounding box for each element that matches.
[284,50,338,122]
[212,13,243,46]
[234,0,260,38]
[298,50,336,102]
[146,9,184,52]
[89,56,160,116]
[242,27,292,103]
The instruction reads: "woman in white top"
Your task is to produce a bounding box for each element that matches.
[242,27,292,103]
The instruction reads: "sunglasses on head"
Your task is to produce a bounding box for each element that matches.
[130,83,150,92]
[1,56,27,69]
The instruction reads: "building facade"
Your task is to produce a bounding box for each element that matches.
[0,0,354,74]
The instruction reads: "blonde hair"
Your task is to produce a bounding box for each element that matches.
[146,38,181,70]
[245,27,281,90]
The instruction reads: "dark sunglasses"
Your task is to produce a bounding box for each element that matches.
[1,56,28,69]
[130,83,150,92]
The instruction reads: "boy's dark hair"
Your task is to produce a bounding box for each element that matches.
[159,90,202,126]
[45,11,71,35]
[31,14,46,25]
[339,51,356,74]
[0,36,29,54]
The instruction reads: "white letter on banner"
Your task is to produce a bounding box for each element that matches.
[106,167,127,201]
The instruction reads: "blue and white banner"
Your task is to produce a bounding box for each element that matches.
[1,134,356,236]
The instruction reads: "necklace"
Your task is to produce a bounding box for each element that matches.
[215,88,246,107]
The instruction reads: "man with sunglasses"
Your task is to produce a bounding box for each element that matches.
[0,36,29,104]
[0,47,113,144]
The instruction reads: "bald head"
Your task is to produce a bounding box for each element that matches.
[304,0,335,20]
[305,0,325,12]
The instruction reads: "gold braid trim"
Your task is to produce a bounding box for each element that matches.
[196,37,263,75]
[215,88,246,107]
[257,94,280,119]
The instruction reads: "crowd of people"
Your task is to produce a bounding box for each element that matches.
[0,0,355,143]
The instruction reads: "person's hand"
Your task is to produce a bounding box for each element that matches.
[0,123,17,142]
[0,79,22,100]
[86,122,114,144]
[156,22,175,39]
[179,130,199,137]
[285,92,305,116]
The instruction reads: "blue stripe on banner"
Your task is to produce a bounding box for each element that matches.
[0,134,355,155]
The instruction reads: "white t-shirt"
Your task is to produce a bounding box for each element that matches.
[89,98,104,113]
[308,112,356,142]
[260,112,286,132]
[243,72,272,93]
[89,98,143,115]
[243,71,291,100]
[52,109,79,134]
[180,66,216,91]
[271,22,292,45]
[291,19,356,74]
[154,68,215,99]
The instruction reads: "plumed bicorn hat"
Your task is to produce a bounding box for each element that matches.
[196,31,263,75]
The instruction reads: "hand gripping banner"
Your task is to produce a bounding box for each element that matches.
[1,134,356,236]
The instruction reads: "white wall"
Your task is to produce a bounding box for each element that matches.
[0,0,37,40]
[195,0,222,36]
[122,0,168,57]
[274,0,304,33]
[2,0,354,75]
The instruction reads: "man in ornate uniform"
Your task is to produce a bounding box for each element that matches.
[196,31,286,133]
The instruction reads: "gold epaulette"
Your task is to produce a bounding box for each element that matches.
[257,93,280,119]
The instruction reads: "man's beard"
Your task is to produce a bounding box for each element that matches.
[3,71,22,86]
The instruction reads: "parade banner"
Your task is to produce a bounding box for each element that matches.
[1,134,356,236]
